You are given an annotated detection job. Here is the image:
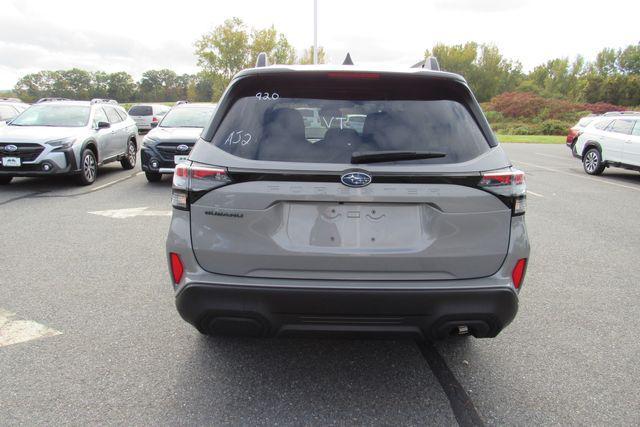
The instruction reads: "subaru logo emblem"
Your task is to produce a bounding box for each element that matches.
[176,144,189,152]
[341,171,372,187]
[4,144,18,152]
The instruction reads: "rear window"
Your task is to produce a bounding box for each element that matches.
[209,74,490,164]
[609,119,635,135]
[129,105,152,116]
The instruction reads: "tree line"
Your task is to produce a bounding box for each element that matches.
[427,42,640,105]
[11,17,640,107]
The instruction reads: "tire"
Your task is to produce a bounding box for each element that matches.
[120,139,136,170]
[583,148,605,175]
[145,171,162,182]
[0,176,13,185]
[76,149,97,185]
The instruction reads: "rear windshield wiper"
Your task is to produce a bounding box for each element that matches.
[350,150,446,164]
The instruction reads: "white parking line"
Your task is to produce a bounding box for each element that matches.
[0,309,62,348]
[512,159,640,193]
[527,190,544,197]
[88,174,137,192]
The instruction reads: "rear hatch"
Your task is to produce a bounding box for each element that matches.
[185,70,514,281]
[128,105,153,126]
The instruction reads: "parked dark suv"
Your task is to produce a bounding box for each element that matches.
[140,103,216,182]
[166,64,530,340]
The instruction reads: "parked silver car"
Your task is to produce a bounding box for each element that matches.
[128,104,171,131]
[0,99,138,185]
[166,64,531,340]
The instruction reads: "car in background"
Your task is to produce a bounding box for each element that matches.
[0,98,30,126]
[574,112,640,175]
[566,115,599,153]
[166,64,529,340]
[128,104,171,132]
[0,99,138,185]
[140,102,216,182]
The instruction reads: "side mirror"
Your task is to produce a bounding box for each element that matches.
[150,121,158,128]
[97,121,110,129]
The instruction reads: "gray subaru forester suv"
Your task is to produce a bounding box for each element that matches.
[166,65,530,340]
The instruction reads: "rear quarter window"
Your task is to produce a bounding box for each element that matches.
[208,73,491,165]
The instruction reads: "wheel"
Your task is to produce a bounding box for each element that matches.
[76,149,97,185]
[583,148,605,175]
[145,171,162,182]
[0,176,13,185]
[120,139,136,169]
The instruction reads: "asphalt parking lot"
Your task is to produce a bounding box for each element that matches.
[1,142,639,426]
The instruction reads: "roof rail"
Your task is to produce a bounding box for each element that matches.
[90,98,118,105]
[36,97,71,103]
[0,97,22,103]
[255,52,268,68]
[602,111,640,116]
[342,53,354,65]
[411,56,441,71]
[175,100,189,105]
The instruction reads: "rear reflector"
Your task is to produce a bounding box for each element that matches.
[170,252,184,284]
[512,258,527,289]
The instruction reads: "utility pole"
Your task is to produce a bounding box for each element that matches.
[313,0,318,64]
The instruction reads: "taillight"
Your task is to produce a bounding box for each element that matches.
[512,258,527,289]
[479,168,526,215]
[170,252,184,284]
[152,116,158,122]
[172,163,231,210]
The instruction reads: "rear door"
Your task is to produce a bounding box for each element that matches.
[189,72,512,281]
[602,119,634,162]
[104,106,127,157]
[623,119,640,166]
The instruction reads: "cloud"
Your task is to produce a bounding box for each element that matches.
[433,0,531,12]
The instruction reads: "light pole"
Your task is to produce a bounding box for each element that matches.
[313,0,318,64]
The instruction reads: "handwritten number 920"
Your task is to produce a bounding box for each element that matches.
[255,92,279,101]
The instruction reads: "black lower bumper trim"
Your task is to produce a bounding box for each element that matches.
[175,284,518,340]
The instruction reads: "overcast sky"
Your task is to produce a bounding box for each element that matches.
[1,0,638,88]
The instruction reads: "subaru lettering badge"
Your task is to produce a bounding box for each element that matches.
[341,171,372,188]
[5,144,18,152]
[176,144,189,152]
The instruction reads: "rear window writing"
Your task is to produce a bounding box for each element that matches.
[211,97,489,164]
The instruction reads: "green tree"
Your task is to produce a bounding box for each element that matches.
[298,46,327,64]
[619,43,640,75]
[195,18,250,81]
[107,72,137,102]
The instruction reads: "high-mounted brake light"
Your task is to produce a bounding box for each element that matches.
[327,72,380,80]
[512,258,527,289]
[171,163,231,210]
[170,252,184,284]
[479,168,526,215]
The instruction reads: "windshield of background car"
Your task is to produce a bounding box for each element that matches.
[160,107,215,128]
[128,105,153,116]
[10,105,90,127]
[209,73,490,164]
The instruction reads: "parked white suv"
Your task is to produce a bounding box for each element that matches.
[574,112,640,175]
[128,104,171,131]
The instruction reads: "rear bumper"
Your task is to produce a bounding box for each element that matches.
[175,282,518,340]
